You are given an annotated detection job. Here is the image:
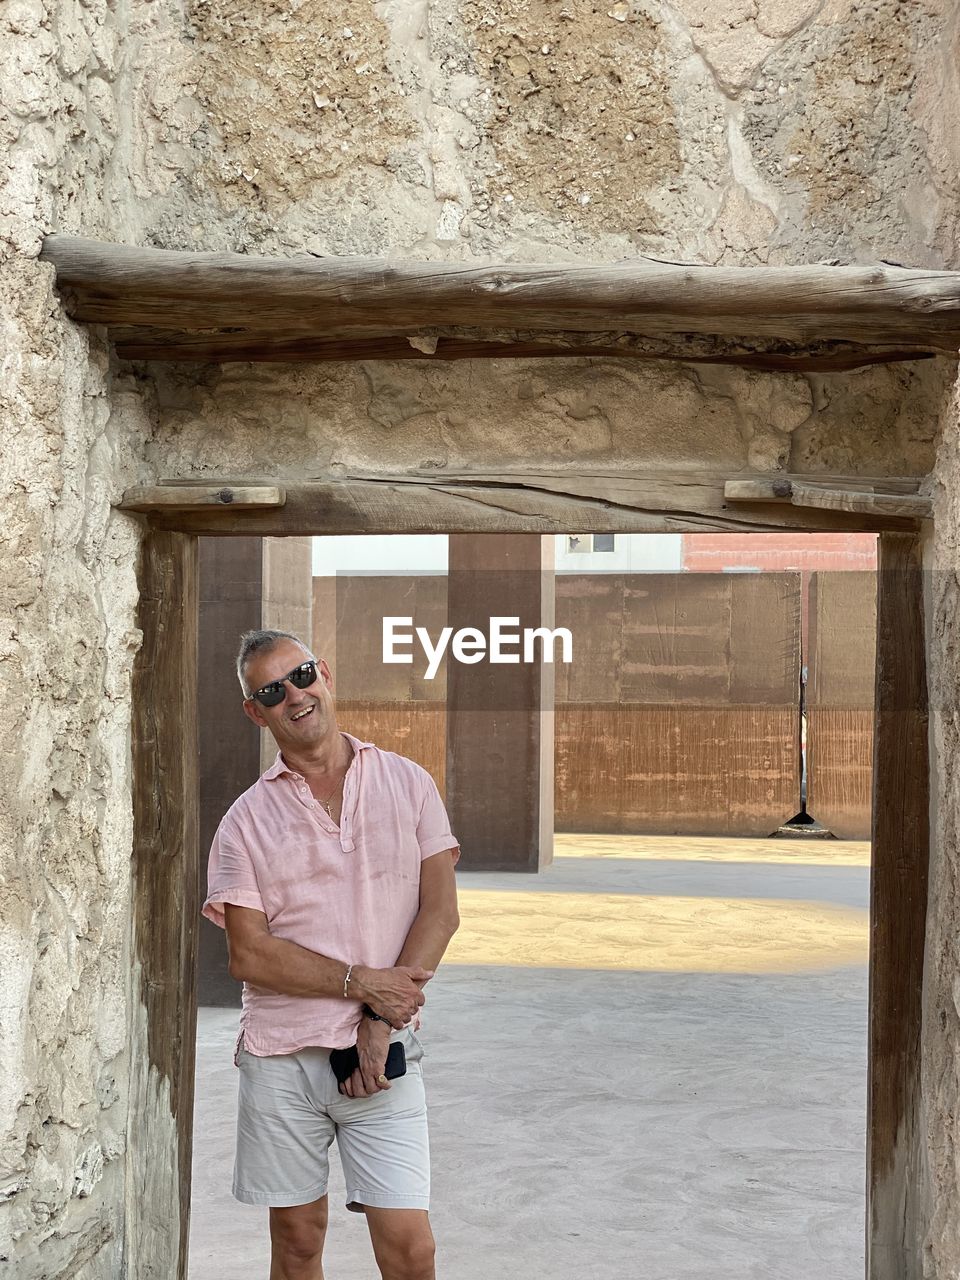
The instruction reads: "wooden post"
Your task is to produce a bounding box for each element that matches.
[128,530,200,1280]
[445,534,555,872]
[867,532,930,1280]
[198,537,263,1007]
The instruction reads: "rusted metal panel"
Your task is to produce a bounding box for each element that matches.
[806,569,877,838]
[198,537,262,1007]
[728,573,802,704]
[556,572,800,705]
[808,569,877,706]
[336,700,446,793]
[805,708,874,840]
[314,577,448,792]
[310,570,801,836]
[554,574,624,704]
[554,704,799,836]
[619,574,735,706]
[551,574,801,834]
[444,535,554,872]
[316,574,448,700]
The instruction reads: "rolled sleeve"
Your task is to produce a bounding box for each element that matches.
[202,817,266,928]
[416,771,460,865]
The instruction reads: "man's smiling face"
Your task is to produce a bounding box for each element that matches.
[241,639,336,751]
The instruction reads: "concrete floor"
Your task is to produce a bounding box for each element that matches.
[189,834,870,1280]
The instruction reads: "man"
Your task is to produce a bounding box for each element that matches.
[202,629,460,1280]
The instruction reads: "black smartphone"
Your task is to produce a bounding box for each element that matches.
[329,1040,406,1086]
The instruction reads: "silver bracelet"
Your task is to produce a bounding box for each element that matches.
[343,963,354,999]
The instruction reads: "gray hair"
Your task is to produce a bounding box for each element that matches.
[237,629,315,696]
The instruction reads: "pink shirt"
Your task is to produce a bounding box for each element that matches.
[202,733,459,1055]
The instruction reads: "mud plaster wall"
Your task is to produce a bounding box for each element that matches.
[140,0,960,266]
[3,2,960,1278]
[141,356,949,485]
[130,0,959,502]
[1,0,152,1274]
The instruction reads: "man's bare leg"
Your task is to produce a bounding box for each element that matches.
[268,1196,329,1280]
[364,1207,436,1280]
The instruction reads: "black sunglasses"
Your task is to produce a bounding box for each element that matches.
[246,660,319,707]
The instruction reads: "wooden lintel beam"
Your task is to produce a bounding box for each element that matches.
[115,472,922,535]
[724,478,931,520]
[120,485,285,512]
[40,235,960,350]
[725,479,796,502]
[108,331,939,372]
[790,482,932,520]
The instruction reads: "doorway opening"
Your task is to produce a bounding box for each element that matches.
[163,524,926,1274]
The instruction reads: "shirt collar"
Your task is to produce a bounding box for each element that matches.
[262,731,374,782]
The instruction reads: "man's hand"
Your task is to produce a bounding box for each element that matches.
[352,965,433,1029]
[340,1017,392,1098]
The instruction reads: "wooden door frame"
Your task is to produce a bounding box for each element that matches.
[127,511,931,1280]
[129,530,199,1280]
[867,531,930,1279]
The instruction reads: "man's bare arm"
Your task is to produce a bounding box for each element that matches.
[395,848,460,976]
[223,903,430,1028]
[347,849,460,1098]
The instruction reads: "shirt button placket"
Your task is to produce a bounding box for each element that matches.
[296,781,315,813]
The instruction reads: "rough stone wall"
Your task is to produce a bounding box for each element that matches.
[3,1,960,1278]
[141,355,948,486]
[126,0,959,489]
[135,0,960,266]
[1,2,168,1275]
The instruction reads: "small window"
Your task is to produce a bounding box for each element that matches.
[567,534,616,554]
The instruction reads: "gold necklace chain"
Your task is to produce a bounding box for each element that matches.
[316,739,354,816]
[319,774,345,815]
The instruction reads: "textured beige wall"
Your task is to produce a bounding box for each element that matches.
[3,0,960,1276]
[133,0,960,267]
[1,2,145,1275]
[0,0,201,1272]
[129,0,955,489]
[141,355,948,484]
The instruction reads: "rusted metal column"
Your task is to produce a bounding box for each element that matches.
[445,535,555,872]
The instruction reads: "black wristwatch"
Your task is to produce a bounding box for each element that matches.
[363,1004,392,1026]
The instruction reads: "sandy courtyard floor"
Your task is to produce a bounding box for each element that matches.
[189,834,870,1279]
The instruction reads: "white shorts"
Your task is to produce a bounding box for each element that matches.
[233,1028,429,1212]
